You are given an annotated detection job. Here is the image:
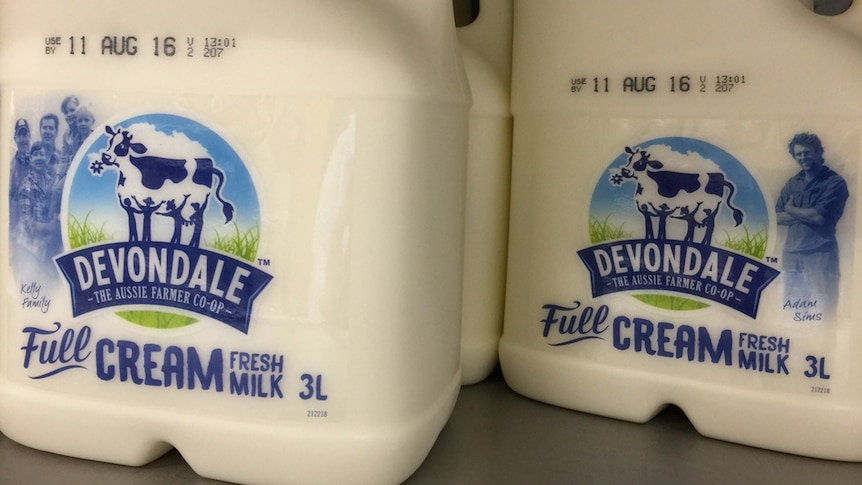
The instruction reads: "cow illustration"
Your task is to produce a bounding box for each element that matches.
[615,145,744,246]
[89,124,235,247]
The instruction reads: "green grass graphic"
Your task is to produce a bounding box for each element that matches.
[207,222,261,263]
[68,212,111,248]
[68,214,261,329]
[589,215,632,243]
[115,310,198,329]
[632,294,710,311]
[719,226,767,259]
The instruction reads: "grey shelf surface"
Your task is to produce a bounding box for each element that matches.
[2,368,862,485]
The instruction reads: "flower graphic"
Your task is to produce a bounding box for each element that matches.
[89,160,104,175]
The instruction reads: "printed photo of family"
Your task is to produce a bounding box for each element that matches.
[9,95,95,285]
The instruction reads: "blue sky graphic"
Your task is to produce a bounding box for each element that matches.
[66,113,260,245]
[590,137,769,239]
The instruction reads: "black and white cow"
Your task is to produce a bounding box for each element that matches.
[618,145,744,246]
[90,124,235,247]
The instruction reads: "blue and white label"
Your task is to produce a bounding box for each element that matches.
[523,126,859,395]
[55,242,272,333]
[584,138,778,316]
[55,113,272,332]
[578,239,779,318]
[6,91,350,421]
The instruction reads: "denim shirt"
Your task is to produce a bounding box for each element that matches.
[775,166,848,253]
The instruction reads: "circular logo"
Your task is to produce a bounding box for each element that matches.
[585,137,771,313]
[61,113,268,330]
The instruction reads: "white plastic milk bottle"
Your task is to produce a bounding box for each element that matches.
[457,0,514,385]
[0,1,470,484]
[500,0,862,460]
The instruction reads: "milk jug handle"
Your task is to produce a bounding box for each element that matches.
[456,0,514,89]
[377,0,460,48]
[816,0,862,39]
